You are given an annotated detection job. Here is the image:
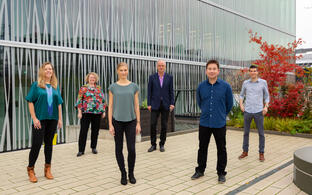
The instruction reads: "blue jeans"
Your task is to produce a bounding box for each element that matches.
[243,111,265,153]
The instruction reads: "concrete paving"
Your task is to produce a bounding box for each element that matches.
[0,129,310,195]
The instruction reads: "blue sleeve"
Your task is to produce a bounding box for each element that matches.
[196,85,201,109]
[263,80,270,103]
[239,81,246,100]
[25,82,38,102]
[57,85,63,105]
[169,75,174,105]
[147,75,152,106]
[226,84,233,115]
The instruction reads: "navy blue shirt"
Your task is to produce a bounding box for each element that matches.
[196,78,233,128]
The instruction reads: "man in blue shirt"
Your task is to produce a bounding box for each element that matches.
[238,65,270,162]
[191,60,233,184]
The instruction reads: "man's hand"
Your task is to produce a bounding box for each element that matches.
[240,105,245,112]
[263,107,268,115]
[147,106,151,112]
[170,105,175,112]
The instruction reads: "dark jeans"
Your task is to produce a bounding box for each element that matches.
[28,120,58,167]
[243,111,265,153]
[150,102,169,146]
[195,125,227,176]
[113,118,136,173]
[78,113,101,153]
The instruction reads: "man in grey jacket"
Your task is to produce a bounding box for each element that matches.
[238,65,270,162]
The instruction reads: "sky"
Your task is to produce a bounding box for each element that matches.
[296,0,312,49]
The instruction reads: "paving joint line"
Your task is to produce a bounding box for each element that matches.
[225,159,293,195]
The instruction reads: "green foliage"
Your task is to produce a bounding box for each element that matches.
[263,117,277,131]
[140,99,148,109]
[227,116,312,135]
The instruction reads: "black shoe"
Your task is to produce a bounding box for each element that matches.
[121,171,127,185]
[77,152,84,157]
[128,172,136,184]
[92,148,98,154]
[160,145,165,152]
[191,172,204,180]
[147,145,156,152]
[218,174,226,184]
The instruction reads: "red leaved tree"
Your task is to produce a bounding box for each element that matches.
[248,30,305,117]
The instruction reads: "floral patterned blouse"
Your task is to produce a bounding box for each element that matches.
[75,85,106,114]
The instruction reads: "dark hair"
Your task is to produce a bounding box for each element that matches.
[249,64,258,70]
[206,60,219,69]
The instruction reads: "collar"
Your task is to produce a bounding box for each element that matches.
[248,78,260,83]
[206,78,220,85]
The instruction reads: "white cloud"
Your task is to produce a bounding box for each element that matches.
[297,0,312,49]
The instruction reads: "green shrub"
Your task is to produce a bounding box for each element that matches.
[227,115,312,135]
[263,117,277,130]
[141,99,148,109]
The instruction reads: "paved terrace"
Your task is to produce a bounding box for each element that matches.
[0,129,311,195]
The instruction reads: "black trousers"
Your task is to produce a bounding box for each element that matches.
[28,120,58,167]
[150,102,169,146]
[113,118,136,173]
[78,113,101,153]
[195,125,227,176]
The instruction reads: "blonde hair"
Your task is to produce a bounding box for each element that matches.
[117,62,128,70]
[85,72,99,84]
[38,62,57,89]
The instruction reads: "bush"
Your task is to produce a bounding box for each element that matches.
[227,116,312,135]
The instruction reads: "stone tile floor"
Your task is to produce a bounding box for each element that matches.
[0,129,310,194]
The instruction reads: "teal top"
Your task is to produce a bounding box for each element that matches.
[25,81,63,121]
[108,82,139,122]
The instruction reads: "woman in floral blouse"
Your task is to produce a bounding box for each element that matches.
[75,72,106,157]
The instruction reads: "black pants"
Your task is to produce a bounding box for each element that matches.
[78,113,101,153]
[28,120,58,167]
[195,125,227,176]
[150,102,169,146]
[113,118,136,173]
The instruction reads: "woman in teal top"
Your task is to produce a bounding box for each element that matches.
[108,62,141,185]
[25,62,63,183]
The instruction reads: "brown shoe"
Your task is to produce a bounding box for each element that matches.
[238,151,248,160]
[44,164,54,179]
[27,166,38,183]
[259,153,265,162]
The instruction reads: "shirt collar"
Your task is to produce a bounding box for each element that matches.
[248,78,260,83]
[206,78,220,85]
[158,73,165,78]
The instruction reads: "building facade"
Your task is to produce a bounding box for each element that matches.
[0,0,295,152]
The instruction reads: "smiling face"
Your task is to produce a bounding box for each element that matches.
[206,63,220,80]
[117,65,128,80]
[249,68,258,80]
[88,74,97,85]
[157,60,166,75]
[44,64,53,80]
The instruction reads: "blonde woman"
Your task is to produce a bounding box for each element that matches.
[75,72,106,157]
[108,62,141,185]
[25,62,63,183]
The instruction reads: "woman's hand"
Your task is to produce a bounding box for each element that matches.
[136,123,141,135]
[77,112,82,119]
[58,120,63,129]
[109,125,115,136]
[101,112,106,118]
[33,118,41,129]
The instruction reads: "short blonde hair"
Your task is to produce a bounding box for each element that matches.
[85,72,99,84]
[117,62,128,70]
[38,62,58,89]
